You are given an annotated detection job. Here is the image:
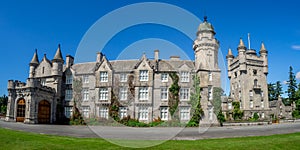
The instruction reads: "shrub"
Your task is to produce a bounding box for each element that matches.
[253,112,259,121]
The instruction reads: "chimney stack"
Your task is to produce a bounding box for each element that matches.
[66,55,74,68]
[97,52,103,62]
[154,49,159,61]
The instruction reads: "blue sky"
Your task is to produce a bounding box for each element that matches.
[1,0,300,96]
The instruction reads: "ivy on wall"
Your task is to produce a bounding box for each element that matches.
[168,72,180,119]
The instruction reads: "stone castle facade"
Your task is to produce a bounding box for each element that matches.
[6,17,288,124]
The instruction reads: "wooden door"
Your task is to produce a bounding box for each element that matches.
[38,100,50,124]
[16,99,26,122]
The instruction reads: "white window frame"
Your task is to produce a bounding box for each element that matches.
[83,88,89,101]
[209,107,213,121]
[138,107,148,120]
[180,88,189,101]
[66,75,73,84]
[208,86,213,100]
[161,87,168,100]
[139,70,149,81]
[228,102,232,110]
[250,100,254,109]
[180,71,189,82]
[120,73,127,82]
[261,112,265,119]
[100,71,108,82]
[119,107,127,119]
[139,87,149,100]
[65,90,73,101]
[99,107,109,119]
[82,106,89,118]
[208,72,212,81]
[41,78,46,86]
[160,107,168,121]
[64,107,73,118]
[161,73,168,82]
[99,88,108,100]
[261,100,264,108]
[120,87,127,101]
[83,75,89,84]
[180,107,190,121]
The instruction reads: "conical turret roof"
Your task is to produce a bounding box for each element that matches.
[53,44,63,61]
[30,49,39,66]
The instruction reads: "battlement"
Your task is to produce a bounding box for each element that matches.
[7,80,26,90]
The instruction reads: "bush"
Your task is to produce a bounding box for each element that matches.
[292,110,300,118]
[253,112,259,121]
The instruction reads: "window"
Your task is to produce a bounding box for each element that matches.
[208,86,213,100]
[261,112,265,119]
[120,87,127,100]
[253,69,257,76]
[261,91,264,97]
[160,107,168,121]
[65,107,72,118]
[180,72,189,82]
[254,79,258,87]
[180,88,189,100]
[138,107,148,120]
[180,107,190,120]
[161,73,168,82]
[99,107,108,119]
[250,100,253,109]
[208,72,212,81]
[120,73,127,82]
[99,88,108,100]
[249,90,253,97]
[209,107,213,121]
[261,100,264,108]
[65,90,73,101]
[83,88,89,101]
[82,107,89,118]
[66,75,73,84]
[139,87,148,100]
[119,107,127,119]
[41,78,46,86]
[139,70,148,81]
[83,75,89,83]
[100,71,108,82]
[238,91,241,99]
[161,87,168,100]
[228,102,232,110]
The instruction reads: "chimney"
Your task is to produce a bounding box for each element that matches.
[96,52,103,62]
[66,55,74,68]
[154,49,159,61]
[170,56,180,61]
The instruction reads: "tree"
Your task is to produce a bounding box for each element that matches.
[0,95,8,114]
[287,66,297,103]
[274,81,283,99]
[232,102,243,120]
[268,82,276,101]
[70,77,86,125]
[188,75,203,126]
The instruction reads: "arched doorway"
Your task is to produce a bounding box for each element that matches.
[16,99,26,122]
[38,100,51,124]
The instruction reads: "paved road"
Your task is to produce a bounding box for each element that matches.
[1,120,300,140]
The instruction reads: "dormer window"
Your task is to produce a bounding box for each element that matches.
[181,72,189,82]
[139,70,148,81]
[100,71,108,82]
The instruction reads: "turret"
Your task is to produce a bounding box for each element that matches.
[29,49,39,78]
[238,38,247,72]
[52,44,64,76]
[260,42,268,74]
[226,48,234,78]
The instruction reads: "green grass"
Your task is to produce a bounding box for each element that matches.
[0,127,300,150]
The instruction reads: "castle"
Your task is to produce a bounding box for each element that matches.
[6,17,287,124]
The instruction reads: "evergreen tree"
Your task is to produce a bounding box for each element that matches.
[268,83,276,101]
[287,66,297,103]
[0,95,8,114]
[274,81,283,99]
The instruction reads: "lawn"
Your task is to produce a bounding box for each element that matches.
[0,127,299,150]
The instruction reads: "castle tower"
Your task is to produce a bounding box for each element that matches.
[29,49,39,78]
[193,16,221,124]
[226,39,270,120]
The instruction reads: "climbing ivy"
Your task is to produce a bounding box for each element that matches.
[109,90,120,122]
[188,75,203,126]
[168,72,180,119]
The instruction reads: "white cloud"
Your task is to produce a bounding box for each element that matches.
[291,45,300,50]
[296,72,300,80]
[282,80,288,85]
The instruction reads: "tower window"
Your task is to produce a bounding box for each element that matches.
[253,69,257,75]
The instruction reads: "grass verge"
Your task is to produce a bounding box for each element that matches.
[0,127,299,150]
